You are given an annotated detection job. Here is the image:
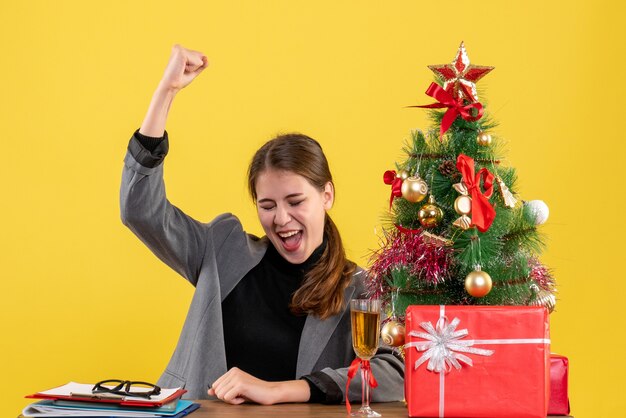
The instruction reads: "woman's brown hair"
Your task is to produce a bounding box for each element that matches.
[248,133,356,320]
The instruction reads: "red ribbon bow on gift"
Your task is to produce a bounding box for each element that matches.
[457,154,495,232]
[345,358,378,415]
[410,82,484,138]
[383,170,403,209]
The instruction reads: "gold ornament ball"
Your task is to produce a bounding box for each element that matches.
[401,176,428,203]
[381,320,406,347]
[418,199,444,228]
[397,170,410,180]
[465,269,493,298]
[530,284,556,313]
[454,195,472,215]
[477,132,492,146]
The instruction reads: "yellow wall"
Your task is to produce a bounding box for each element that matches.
[1,1,623,416]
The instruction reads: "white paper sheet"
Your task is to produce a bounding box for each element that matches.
[38,382,181,403]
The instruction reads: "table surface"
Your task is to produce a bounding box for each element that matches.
[17,400,572,417]
[189,400,572,417]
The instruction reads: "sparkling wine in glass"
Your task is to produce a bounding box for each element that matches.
[350,299,381,417]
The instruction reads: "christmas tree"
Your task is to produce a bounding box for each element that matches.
[369,42,556,347]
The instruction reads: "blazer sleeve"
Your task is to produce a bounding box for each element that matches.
[119,132,233,286]
[318,346,405,403]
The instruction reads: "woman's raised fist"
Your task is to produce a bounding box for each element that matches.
[158,44,208,92]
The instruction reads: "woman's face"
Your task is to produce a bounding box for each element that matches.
[255,169,334,264]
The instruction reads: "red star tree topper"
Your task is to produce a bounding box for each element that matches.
[428,41,494,103]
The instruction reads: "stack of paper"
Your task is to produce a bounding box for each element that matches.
[22,382,199,418]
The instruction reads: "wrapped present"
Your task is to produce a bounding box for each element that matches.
[405,305,550,418]
[548,354,570,415]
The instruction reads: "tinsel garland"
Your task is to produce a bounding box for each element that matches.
[368,228,454,299]
[529,257,555,291]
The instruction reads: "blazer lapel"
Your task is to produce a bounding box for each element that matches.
[295,284,356,377]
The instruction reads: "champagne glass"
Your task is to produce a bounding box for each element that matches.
[350,298,381,417]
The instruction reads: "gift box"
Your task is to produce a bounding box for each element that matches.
[548,354,570,415]
[405,305,550,418]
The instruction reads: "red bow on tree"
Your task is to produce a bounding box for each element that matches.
[383,170,403,209]
[345,358,378,415]
[457,154,495,232]
[410,82,484,138]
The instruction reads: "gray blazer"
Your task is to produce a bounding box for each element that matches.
[120,149,404,402]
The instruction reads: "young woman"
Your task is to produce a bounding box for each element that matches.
[120,45,404,405]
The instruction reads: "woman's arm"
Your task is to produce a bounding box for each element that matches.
[120,45,215,285]
[205,343,403,405]
[139,44,208,137]
[334,347,405,403]
[208,368,311,405]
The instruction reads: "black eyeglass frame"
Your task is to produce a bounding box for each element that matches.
[92,379,161,399]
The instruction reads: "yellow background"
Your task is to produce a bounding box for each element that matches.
[1,1,623,417]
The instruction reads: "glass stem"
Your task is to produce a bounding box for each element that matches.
[361,365,370,409]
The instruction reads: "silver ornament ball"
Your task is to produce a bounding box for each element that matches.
[525,200,549,225]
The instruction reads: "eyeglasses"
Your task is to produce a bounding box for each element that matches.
[92,379,161,399]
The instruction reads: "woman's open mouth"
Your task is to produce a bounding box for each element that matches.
[277,230,302,252]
